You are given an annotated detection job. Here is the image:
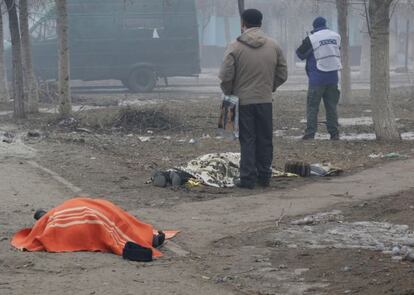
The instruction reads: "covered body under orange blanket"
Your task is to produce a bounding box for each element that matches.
[12,198,176,258]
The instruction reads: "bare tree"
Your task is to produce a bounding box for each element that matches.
[360,6,371,79]
[5,0,26,118]
[0,3,10,103]
[369,0,400,140]
[20,0,39,113]
[336,0,352,104]
[55,0,71,117]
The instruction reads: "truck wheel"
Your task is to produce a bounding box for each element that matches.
[127,67,157,93]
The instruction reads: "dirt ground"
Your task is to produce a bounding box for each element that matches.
[1,85,414,294]
[207,189,414,295]
[2,87,413,207]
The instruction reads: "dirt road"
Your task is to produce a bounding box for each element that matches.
[1,126,414,295]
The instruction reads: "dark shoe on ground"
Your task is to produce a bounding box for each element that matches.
[169,170,192,187]
[302,134,315,140]
[122,242,153,262]
[330,133,340,141]
[257,178,270,188]
[153,171,170,188]
[234,178,255,189]
[152,231,166,248]
[170,171,183,187]
[34,209,47,220]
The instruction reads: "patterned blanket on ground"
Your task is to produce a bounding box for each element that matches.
[179,153,296,188]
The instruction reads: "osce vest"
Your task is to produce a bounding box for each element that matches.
[309,29,342,72]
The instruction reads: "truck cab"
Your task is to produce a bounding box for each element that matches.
[7,0,201,92]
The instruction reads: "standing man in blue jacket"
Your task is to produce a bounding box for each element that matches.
[296,17,342,140]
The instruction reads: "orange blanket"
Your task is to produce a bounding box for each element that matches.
[12,198,175,258]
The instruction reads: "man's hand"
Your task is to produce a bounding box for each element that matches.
[296,36,313,61]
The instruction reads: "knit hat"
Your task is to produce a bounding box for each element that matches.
[242,9,263,27]
[313,17,327,29]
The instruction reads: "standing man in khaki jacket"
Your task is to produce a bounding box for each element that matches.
[219,9,288,189]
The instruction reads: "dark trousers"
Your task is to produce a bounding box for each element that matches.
[305,84,340,137]
[239,103,273,185]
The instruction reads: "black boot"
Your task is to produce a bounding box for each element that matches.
[34,209,47,220]
[330,133,340,141]
[152,231,166,248]
[257,178,270,188]
[152,171,171,188]
[234,178,255,189]
[302,133,315,140]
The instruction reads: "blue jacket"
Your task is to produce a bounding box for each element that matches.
[296,27,339,87]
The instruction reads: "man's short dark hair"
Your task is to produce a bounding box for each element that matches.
[242,9,263,28]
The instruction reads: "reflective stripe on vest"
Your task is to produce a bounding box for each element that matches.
[309,29,342,72]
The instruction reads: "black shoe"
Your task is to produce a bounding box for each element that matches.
[234,179,255,189]
[34,209,47,220]
[152,231,166,248]
[330,133,340,141]
[302,134,315,140]
[122,242,153,262]
[152,171,171,187]
[170,170,192,187]
[257,178,270,188]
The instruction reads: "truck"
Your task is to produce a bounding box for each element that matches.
[7,0,201,92]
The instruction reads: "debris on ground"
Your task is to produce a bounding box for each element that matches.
[285,161,343,177]
[58,117,79,129]
[284,161,311,177]
[369,153,383,159]
[275,212,414,262]
[383,152,407,159]
[1,131,15,143]
[369,152,408,159]
[75,127,93,134]
[310,163,343,176]
[291,210,344,225]
[112,106,180,132]
[138,136,151,142]
[27,130,41,138]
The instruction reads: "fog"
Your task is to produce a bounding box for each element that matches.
[198,0,414,73]
[1,0,413,89]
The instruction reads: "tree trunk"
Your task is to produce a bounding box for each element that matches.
[224,16,231,44]
[5,0,25,118]
[20,0,39,113]
[286,5,297,72]
[360,17,371,79]
[56,0,72,117]
[404,19,410,72]
[336,0,352,104]
[237,0,245,16]
[369,0,401,141]
[0,4,10,103]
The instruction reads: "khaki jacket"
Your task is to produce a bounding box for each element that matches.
[219,28,288,105]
